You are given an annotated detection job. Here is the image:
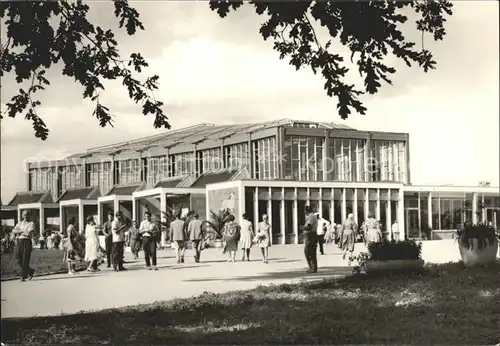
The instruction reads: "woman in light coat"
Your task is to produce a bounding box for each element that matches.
[239,213,254,261]
[255,214,271,263]
[84,216,101,272]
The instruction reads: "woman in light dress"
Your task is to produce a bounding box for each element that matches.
[239,213,254,261]
[84,216,101,272]
[341,213,357,260]
[222,214,240,262]
[256,214,271,263]
[363,213,382,245]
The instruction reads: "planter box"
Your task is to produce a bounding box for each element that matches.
[365,259,425,274]
[458,238,498,267]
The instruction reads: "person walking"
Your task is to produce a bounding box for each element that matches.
[341,213,357,260]
[129,220,141,259]
[84,216,101,272]
[101,212,114,268]
[63,217,85,275]
[187,212,204,263]
[170,210,187,264]
[391,220,400,241]
[239,213,254,261]
[256,214,271,263]
[363,213,382,246]
[301,206,318,273]
[111,211,127,271]
[316,213,330,255]
[12,210,36,281]
[222,214,240,262]
[139,212,158,270]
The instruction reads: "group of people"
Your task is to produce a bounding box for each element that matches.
[301,208,388,273]
[10,205,389,281]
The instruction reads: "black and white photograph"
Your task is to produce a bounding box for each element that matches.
[1,1,499,344]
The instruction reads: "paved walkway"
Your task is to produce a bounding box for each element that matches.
[1,240,461,319]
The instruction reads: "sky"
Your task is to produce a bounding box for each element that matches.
[1,1,499,203]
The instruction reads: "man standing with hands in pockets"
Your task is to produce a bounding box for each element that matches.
[111,211,127,271]
[302,206,318,273]
[139,211,158,270]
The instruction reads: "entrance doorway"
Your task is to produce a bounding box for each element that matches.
[405,208,420,239]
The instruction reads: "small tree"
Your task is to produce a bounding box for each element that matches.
[204,209,232,240]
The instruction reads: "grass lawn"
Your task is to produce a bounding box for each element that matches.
[1,249,87,281]
[2,261,500,344]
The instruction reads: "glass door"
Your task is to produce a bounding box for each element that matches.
[405,208,420,239]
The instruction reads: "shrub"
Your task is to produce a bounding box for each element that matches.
[368,240,423,261]
[454,222,499,251]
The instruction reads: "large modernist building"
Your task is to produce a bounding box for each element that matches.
[2,118,499,244]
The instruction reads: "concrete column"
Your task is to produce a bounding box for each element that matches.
[353,188,358,224]
[481,194,486,223]
[341,188,346,222]
[78,200,84,234]
[293,187,298,244]
[427,192,432,229]
[364,188,369,221]
[386,197,391,238]
[39,206,45,236]
[205,190,210,225]
[238,183,245,226]
[376,189,381,221]
[160,192,167,224]
[280,188,285,245]
[472,192,478,224]
[306,187,310,207]
[132,198,137,223]
[398,189,405,240]
[329,188,334,224]
[267,187,272,245]
[59,205,64,234]
[253,187,259,228]
[113,197,119,217]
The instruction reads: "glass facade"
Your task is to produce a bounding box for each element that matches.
[87,162,113,194]
[169,152,194,178]
[244,185,403,244]
[403,191,495,238]
[283,136,324,181]
[224,143,249,170]
[29,167,55,192]
[369,140,406,183]
[148,156,169,187]
[330,139,366,181]
[118,159,141,185]
[253,137,278,180]
[59,165,83,192]
[201,148,223,173]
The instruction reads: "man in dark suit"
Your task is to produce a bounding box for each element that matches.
[101,212,114,268]
[302,205,318,273]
